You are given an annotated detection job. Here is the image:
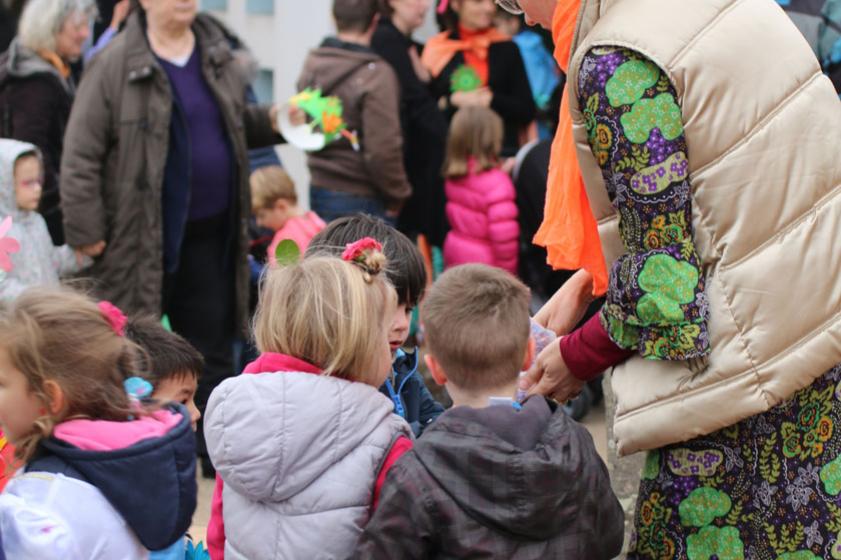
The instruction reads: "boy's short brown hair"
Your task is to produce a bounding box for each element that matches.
[250,166,297,211]
[125,316,204,386]
[333,0,379,33]
[421,264,530,391]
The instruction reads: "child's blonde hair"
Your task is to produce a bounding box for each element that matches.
[443,106,504,178]
[250,166,298,211]
[0,289,142,462]
[421,264,531,390]
[253,251,395,384]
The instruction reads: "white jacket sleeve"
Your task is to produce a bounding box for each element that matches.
[52,244,91,277]
[0,268,29,300]
[0,491,80,559]
[0,474,148,560]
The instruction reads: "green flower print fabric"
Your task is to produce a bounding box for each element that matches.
[628,364,841,560]
[577,47,709,360]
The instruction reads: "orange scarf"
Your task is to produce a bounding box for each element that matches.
[37,50,71,79]
[533,0,608,296]
[421,27,510,80]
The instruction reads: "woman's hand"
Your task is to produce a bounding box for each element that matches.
[408,46,430,83]
[450,87,493,108]
[534,269,595,335]
[77,241,106,257]
[524,269,596,401]
[110,0,131,31]
[521,338,585,402]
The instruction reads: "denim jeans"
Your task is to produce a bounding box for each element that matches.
[310,186,389,223]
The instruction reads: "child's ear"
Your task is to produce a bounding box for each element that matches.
[425,354,448,386]
[274,199,290,213]
[42,380,66,416]
[521,337,536,371]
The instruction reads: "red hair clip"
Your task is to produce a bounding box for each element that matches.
[341,237,383,264]
[98,301,127,337]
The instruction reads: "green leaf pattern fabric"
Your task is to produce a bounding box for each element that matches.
[577,47,709,360]
[627,364,841,559]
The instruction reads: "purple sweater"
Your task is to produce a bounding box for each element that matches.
[159,48,233,221]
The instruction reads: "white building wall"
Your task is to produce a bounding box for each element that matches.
[203,0,439,208]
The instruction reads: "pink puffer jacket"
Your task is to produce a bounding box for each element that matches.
[443,166,519,275]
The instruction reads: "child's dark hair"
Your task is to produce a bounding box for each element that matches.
[305,214,426,308]
[333,0,379,33]
[125,316,204,386]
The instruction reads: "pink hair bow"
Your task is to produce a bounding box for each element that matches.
[98,301,128,337]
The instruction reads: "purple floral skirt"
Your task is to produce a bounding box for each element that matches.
[628,363,841,560]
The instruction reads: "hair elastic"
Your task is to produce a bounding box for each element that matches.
[98,301,127,337]
[437,0,449,14]
[341,237,383,264]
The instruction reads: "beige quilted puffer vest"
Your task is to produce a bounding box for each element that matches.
[567,0,841,456]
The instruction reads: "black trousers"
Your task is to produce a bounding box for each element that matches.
[163,219,235,459]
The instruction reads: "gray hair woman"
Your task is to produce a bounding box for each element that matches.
[0,0,96,245]
[59,0,280,484]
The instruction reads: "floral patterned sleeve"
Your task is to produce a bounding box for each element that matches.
[577,47,710,361]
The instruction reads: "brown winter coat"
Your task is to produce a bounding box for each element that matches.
[60,12,278,329]
[297,39,411,208]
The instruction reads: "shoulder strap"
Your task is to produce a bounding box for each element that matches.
[371,434,413,511]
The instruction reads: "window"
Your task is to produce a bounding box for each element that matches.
[252,69,274,104]
[200,0,227,10]
[246,0,274,15]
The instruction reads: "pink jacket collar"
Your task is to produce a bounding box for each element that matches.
[242,352,321,375]
[53,409,182,452]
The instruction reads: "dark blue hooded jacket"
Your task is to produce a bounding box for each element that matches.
[379,349,445,437]
[26,404,197,552]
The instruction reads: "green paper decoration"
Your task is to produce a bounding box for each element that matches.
[450,65,482,93]
[275,239,301,266]
[290,88,352,146]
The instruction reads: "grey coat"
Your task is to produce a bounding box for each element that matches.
[60,12,278,329]
[206,370,411,560]
[356,397,625,559]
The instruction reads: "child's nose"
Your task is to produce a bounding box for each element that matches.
[189,402,201,430]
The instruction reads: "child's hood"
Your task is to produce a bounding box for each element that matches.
[205,370,405,503]
[39,403,197,551]
[0,138,40,220]
[413,397,616,540]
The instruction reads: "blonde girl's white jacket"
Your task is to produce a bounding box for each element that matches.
[205,369,411,560]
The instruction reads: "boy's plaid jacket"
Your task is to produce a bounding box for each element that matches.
[356,397,624,559]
